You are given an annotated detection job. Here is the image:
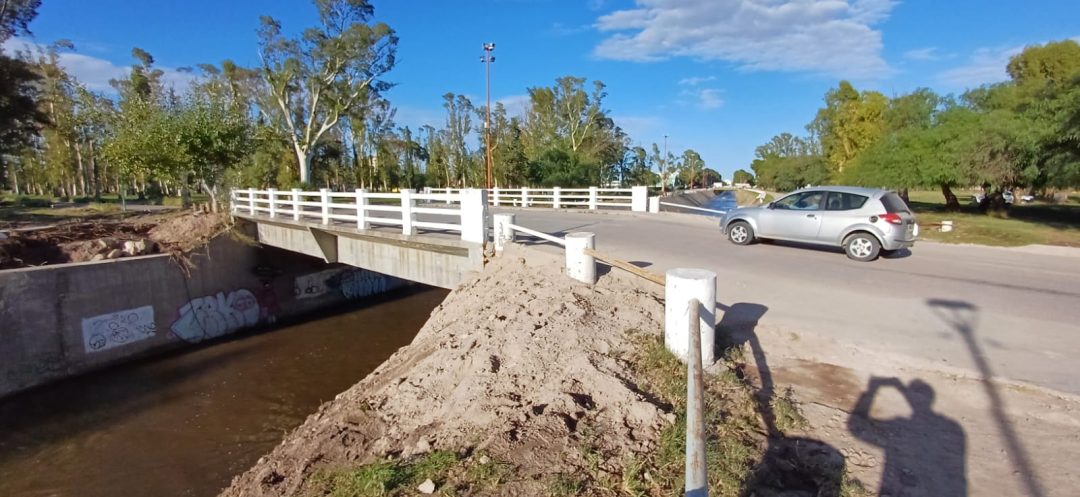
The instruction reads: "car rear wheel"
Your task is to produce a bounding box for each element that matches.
[728,221,754,245]
[844,232,880,261]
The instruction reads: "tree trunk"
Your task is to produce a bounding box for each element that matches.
[897,188,909,205]
[200,179,219,213]
[295,147,311,185]
[10,162,18,195]
[88,141,100,200]
[941,184,960,212]
[75,143,87,198]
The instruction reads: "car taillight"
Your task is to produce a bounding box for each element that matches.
[878,213,903,225]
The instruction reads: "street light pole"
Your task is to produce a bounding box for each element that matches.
[481,43,496,189]
[662,134,668,196]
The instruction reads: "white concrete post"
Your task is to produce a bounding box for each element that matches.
[423,186,432,195]
[664,268,716,365]
[460,188,489,244]
[493,213,515,253]
[493,187,501,206]
[268,188,277,218]
[521,187,530,208]
[401,188,416,236]
[589,187,599,210]
[355,188,369,230]
[648,196,660,214]
[291,188,302,221]
[564,232,597,284]
[247,189,256,215]
[631,186,648,212]
[319,188,330,225]
[553,187,562,209]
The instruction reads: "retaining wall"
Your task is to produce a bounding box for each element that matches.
[0,227,405,398]
[660,189,716,212]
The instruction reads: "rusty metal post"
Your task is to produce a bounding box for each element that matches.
[685,297,708,497]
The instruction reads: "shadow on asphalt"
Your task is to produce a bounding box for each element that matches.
[926,298,1045,497]
[759,239,913,260]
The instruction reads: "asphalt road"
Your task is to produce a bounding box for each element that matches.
[502,208,1080,396]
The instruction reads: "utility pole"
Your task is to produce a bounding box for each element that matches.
[481,43,496,189]
[662,134,668,196]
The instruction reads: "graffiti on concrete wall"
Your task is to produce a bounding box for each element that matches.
[81,305,156,353]
[340,269,393,299]
[170,289,261,343]
[293,268,337,299]
[294,268,399,301]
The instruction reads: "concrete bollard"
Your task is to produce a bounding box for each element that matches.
[665,268,716,365]
[564,232,596,284]
[493,213,515,253]
[648,196,660,213]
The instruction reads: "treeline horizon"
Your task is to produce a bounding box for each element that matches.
[744,39,1080,211]
[0,0,720,211]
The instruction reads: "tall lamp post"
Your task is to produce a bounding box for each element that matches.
[662,134,668,196]
[481,42,496,189]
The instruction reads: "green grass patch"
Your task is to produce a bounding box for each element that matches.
[907,190,1080,247]
[307,450,519,497]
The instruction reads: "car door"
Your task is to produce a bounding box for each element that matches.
[757,191,824,241]
[818,191,871,243]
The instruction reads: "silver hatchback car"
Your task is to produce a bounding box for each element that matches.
[719,187,918,261]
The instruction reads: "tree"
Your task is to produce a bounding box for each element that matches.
[441,92,474,187]
[0,0,42,191]
[679,149,705,188]
[732,169,754,185]
[1007,39,1080,87]
[0,0,40,42]
[809,81,888,176]
[257,0,397,184]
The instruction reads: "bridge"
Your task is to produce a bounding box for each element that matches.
[231,186,1080,396]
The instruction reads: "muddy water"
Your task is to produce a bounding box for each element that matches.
[0,287,448,497]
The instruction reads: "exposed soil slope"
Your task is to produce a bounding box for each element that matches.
[220,247,672,497]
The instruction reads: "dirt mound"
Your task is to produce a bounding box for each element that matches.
[220,247,671,497]
[0,211,231,269]
[148,211,231,254]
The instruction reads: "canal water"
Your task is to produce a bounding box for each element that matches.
[701,190,738,215]
[0,287,448,497]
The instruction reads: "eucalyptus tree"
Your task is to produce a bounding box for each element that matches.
[441,92,474,187]
[256,0,397,184]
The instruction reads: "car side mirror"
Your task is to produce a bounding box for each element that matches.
[766,202,775,209]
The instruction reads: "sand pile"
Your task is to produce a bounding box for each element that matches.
[220,246,672,497]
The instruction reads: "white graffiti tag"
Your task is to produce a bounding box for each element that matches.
[170,289,261,343]
[81,305,156,353]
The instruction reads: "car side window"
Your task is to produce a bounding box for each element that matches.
[772,194,801,210]
[825,192,869,211]
[791,191,824,210]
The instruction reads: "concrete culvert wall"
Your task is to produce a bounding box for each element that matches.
[0,224,407,398]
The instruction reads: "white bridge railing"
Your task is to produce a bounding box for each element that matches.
[230,188,488,244]
[426,186,648,212]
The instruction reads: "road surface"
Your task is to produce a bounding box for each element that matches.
[503,208,1080,396]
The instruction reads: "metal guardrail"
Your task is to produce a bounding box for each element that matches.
[685,297,708,497]
[658,201,728,216]
[230,188,488,243]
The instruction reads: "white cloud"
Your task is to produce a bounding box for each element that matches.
[593,0,896,79]
[2,38,197,93]
[678,75,716,86]
[679,87,724,110]
[496,94,531,117]
[903,47,941,61]
[937,35,1080,89]
[937,44,1024,88]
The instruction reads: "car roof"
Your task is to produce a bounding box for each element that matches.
[787,186,887,197]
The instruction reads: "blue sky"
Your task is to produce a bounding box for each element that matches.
[9,0,1080,179]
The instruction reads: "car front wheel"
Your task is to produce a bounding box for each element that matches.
[727,221,755,245]
[844,232,881,261]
